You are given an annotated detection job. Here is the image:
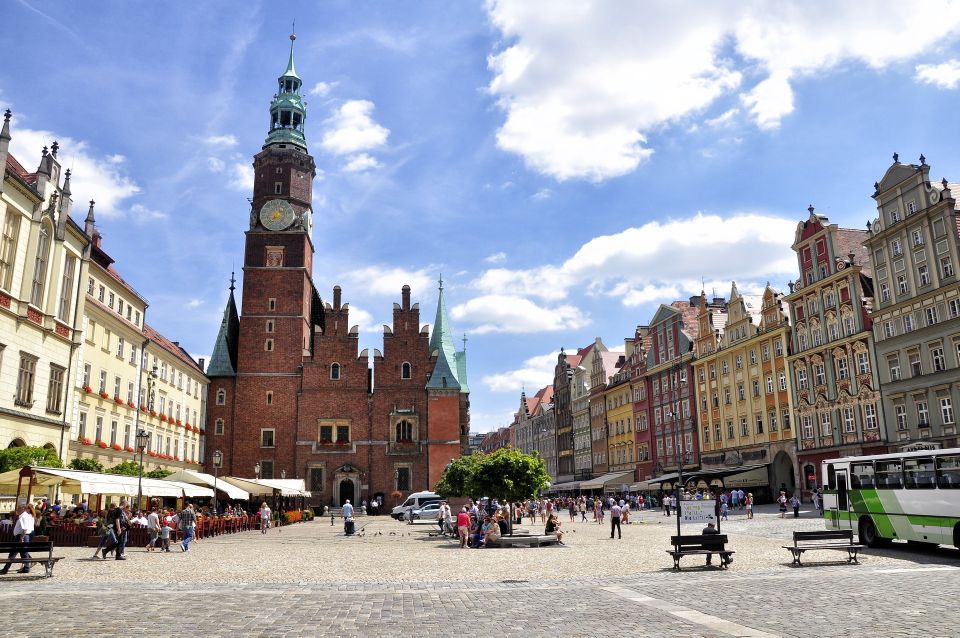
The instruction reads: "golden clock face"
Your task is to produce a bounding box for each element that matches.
[259,199,295,231]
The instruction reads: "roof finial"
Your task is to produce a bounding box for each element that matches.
[919,153,926,165]
[462,333,468,351]
[438,273,444,291]
[229,271,236,293]
[807,204,815,215]
[893,151,899,163]
[50,140,59,157]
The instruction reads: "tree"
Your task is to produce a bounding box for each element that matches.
[104,461,142,476]
[68,458,104,473]
[145,468,172,479]
[0,446,63,473]
[434,453,483,500]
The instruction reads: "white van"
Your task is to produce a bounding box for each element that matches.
[391,491,440,520]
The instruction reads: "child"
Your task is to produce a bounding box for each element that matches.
[720,501,729,521]
[160,520,172,552]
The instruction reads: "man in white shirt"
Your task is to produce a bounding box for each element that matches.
[145,509,160,552]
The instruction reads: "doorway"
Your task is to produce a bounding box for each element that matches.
[339,479,354,506]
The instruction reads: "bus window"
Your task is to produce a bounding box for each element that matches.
[875,459,903,489]
[937,455,960,489]
[827,464,836,491]
[904,457,936,489]
[837,472,848,510]
[850,462,875,488]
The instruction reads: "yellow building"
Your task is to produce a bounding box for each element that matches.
[0,114,89,460]
[605,350,635,475]
[69,208,208,473]
[693,284,796,501]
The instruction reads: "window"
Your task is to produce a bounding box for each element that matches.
[909,352,922,377]
[904,457,936,489]
[918,264,930,287]
[857,352,870,375]
[0,212,20,291]
[274,182,282,194]
[925,307,938,327]
[82,364,91,387]
[769,410,778,432]
[932,345,946,372]
[216,388,226,405]
[891,238,902,256]
[99,369,107,393]
[15,353,38,407]
[842,408,855,433]
[709,364,716,379]
[936,455,960,489]
[118,299,124,316]
[778,372,787,391]
[57,255,76,322]
[258,460,274,480]
[703,424,710,443]
[755,414,764,435]
[264,339,273,352]
[715,423,721,441]
[762,344,770,361]
[880,282,890,302]
[126,306,132,321]
[110,420,118,446]
[266,391,273,405]
[895,404,907,430]
[722,360,729,374]
[113,376,121,398]
[735,355,743,369]
[864,404,878,429]
[98,285,105,302]
[726,422,734,439]
[766,376,774,394]
[883,321,895,339]
[309,467,324,492]
[951,299,960,319]
[396,467,411,491]
[117,336,124,359]
[265,320,274,333]
[912,229,924,246]
[260,429,275,448]
[268,298,277,311]
[796,368,808,390]
[336,424,350,443]
[837,356,849,380]
[102,328,111,352]
[819,412,832,436]
[740,418,749,437]
[395,420,413,442]
[875,459,903,489]
[775,341,783,357]
[941,397,955,424]
[813,329,823,346]
[783,408,791,430]
[724,388,731,405]
[127,381,134,404]
[330,363,341,380]
[738,384,745,401]
[30,226,50,306]
[401,362,411,379]
[814,363,825,386]
[916,399,930,426]
[108,292,114,309]
[802,416,813,438]
[897,275,908,295]
[903,314,915,333]
[134,310,140,326]
[907,200,918,215]
[46,365,65,413]
[78,412,87,438]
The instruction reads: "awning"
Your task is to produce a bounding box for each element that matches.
[645,464,770,487]
[629,481,657,491]
[222,477,311,497]
[164,469,250,500]
[0,467,212,498]
[548,481,580,492]
[580,471,633,490]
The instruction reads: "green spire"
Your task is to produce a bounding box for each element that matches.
[264,31,307,150]
[427,275,462,391]
[207,274,240,377]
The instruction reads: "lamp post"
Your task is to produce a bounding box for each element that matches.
[212,450,222,514]
[135,429,150,511]
[254,462,261,479]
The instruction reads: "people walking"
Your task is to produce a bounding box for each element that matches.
[146,507,160,552]
[777,491,788,518]
[456,507,470,548]
[0,504,35,574]
[609,502,622,539]
[746,493,754,519]
[179,503,197,551]
[259,502,272,533]
[790,493,801,518]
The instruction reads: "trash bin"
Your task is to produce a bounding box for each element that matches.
[344,519,355,535]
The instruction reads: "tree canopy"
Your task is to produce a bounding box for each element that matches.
[104,461,143,476]
[0,446,63,473]
[435,448,550,503]
[68,458,104,473]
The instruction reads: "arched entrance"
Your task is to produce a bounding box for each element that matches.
[339,479,355,506]
[772,451,796,494]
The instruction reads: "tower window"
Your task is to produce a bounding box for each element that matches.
[330,363,341,380]
[268,298,276,311]
[266,391,273,405]
[276,167,282,174]
[265,339,274,352]
[216,388,226,405]
[401,362,411,379]
[214,418,224,435]
[266,320,274,333]
[274,182,282,194]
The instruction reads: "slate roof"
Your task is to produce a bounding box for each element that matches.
[143,323,204,374]
[207,287,239,377]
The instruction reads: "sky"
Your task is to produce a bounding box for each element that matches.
[6,1,960,433]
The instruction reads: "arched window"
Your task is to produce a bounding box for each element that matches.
[395,420,412,442]
[30,224,51,306]
[401,362,411,379]
[214,418,224,435]
[216,388,226,405]
[330,363,341,380]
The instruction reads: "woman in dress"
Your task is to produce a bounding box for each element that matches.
[746,493,754,519]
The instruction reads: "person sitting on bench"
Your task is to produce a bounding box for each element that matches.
[545,513,564,544]
[701,522,732,566]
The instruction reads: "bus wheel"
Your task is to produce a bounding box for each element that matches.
[859,517,889,548]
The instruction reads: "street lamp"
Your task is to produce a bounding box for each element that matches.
[135,429,150,511]
[212,450,223,514]
[254,462,261,479]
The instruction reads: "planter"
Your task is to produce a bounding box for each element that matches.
[79,437,92,446]
[83,385,93,394]
[96,441,108,449]
[99,391,110,400]
[111,444,122,451]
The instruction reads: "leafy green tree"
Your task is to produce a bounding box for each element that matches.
[434,453,483,499]
[0,446,63,473]
[104,461,142,476]
[68,458,104,472]
[145,468,172,479]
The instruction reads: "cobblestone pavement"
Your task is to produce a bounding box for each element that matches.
[0,505,956,636]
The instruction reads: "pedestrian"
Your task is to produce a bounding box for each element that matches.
[159,514,172,552]
[101,500,130,560]
[456,507,470,548]
[609,502,622,539]
[812,488,822,515]
[146,507,160,552]
[259,501,272,533]
[701,522,732,567]
[663,493,671,517]
[179,503,197,551]
[579,498,587,522]
[746,493,754,519]
[777,491,788,518]
[0,504,35,574]
[790,493,801,518]
[737,489,745,509]
[720,501,728,521]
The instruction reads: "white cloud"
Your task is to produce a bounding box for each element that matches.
[472,212,797,308]
[321,100,389,155]
[705,108,739,128]
[469,410,519,433]
[343,153,380,173]
[915,59,960,89]
[8,127,139,217]
[309,81,337,97]
[336,265,435,297]
[484,252,507,264]
[529,188,552,201]
[202,134,238,147]
[185,298,204,309]
[450,294,589,334]
[481,349,574,392]
[128,203,167,222]
[227,160,253,191]
[344,305,383,336]
[206,157,225,173]
[485,1,960,181]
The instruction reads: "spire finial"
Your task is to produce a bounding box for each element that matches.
[50,140,59,157]
[462,333,468,351]
[893,151,899,163]
[2,109,10,122]
[438,273,444,291]
[229,271,236,293]
[808,204,815,215]
[919,153,926,165]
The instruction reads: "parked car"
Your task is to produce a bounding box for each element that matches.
[391,491,440,520]
[409,502,442,522]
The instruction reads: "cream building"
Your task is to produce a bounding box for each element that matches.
[69,212,208,473]
[0,111,89,459]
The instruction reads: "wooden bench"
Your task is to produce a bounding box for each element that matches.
[488,533,558,548]
[0,540,64,577]
[782,529,864,566]
[666,534,734,570]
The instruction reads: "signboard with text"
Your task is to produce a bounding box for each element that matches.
[679,501,716,525]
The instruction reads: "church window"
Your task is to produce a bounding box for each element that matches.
[330,363,341,380]
[395,420,413,442]
[0,212,21,292]
[30,225,50,306]
[396,467,411,491]
[215,419,224,435]
[260,429,275,448]
[401,362,411,379]
[216,388,226,405]
[265,339,274,352]
[266,391,273,405]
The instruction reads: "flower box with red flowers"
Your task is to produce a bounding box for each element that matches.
[96,440,108,449]
[79,437,92,446]
[176,419,183,426]
[159,414,168,422]
[149,410,157,417]
[99,391,110,400]
[83,385,93,394]
[336,440,350,447]
[173,456,180,461]
[319,439,333,446]
[114,396,124,405]
[148,451,157,457]
[124,446,135,453]
[127,401,136,409]
[111,443,122,451]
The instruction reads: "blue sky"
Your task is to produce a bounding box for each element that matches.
[6,1,960,433]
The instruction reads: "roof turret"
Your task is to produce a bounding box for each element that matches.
[264,32,307,150]
[207,273,240,377]
[427,276,463,391]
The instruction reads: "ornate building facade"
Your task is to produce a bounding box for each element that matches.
[784,208,888,498]
[864,156,960,450]
[205,36,468,508]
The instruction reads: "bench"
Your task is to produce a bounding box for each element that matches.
[487,533,558,548]
[782,529,864,566]
[666,534,734,570]
[0,541,64,577]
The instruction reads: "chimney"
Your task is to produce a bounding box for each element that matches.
[198,357,206,372]
[689,295,700,306]
[333,285,342,309]
[401,284,410,310]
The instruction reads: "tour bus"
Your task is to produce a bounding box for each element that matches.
[821,447,960,549]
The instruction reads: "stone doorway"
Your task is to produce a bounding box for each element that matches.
[339,479,355,506]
